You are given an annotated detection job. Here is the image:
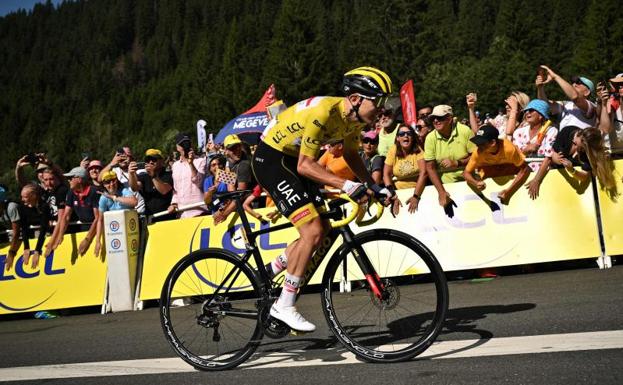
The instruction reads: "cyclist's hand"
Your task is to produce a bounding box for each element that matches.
[342,180,367,202]
[368,183,395,206]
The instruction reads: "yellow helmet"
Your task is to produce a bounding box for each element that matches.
[342,66,393,98]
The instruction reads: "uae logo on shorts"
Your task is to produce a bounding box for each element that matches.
[109,221,120,232]
[110,238,122,250]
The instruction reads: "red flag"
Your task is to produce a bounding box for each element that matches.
[400,80,417,129]
[244,84,277,115]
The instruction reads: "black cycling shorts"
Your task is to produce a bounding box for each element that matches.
[252,142,324,227]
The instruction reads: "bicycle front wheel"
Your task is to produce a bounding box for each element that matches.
[321,229,448,363]
[160,249,264,371]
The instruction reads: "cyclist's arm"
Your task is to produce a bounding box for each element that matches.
[343,146,375,186]
[297,154,345,190]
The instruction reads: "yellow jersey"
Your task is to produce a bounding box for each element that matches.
[261,96,364,158]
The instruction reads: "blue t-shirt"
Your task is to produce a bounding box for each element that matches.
[99,187,136,212]
[202,175,228,214]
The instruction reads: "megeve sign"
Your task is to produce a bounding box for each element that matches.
[233,114,268,129]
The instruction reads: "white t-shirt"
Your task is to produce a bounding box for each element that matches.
[608,106,623,154]
[553,100,596,130]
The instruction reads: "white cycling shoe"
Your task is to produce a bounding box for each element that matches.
[270,304,316,332]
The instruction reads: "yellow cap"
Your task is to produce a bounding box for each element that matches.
[145,148,163,158]
[224,134,242,148]
[101,171,117,182]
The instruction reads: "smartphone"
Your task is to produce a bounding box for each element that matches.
[116,148,125,155]
[136,162,146,169]
[208,133,214,143]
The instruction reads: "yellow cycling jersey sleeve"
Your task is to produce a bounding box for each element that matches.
[262,96,364,158]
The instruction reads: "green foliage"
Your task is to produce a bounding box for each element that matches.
[0,0,620,196]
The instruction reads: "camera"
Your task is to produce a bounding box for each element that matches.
[116,148,125,155]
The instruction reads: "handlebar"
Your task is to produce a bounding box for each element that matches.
[329,194,384,228]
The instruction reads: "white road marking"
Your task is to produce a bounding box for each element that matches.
[2,330,623,381]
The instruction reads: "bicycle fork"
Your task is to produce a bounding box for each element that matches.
[339,227,385,300]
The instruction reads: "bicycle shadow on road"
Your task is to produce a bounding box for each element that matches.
[243,303,536,367]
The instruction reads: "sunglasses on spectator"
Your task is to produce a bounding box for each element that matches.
[397,131,414,137]
[431,115,449,122]
[570,76,587,88]
[144,156,160,163]
[418,112,430,119]
[103,179,116,185]
[362,138,379,144]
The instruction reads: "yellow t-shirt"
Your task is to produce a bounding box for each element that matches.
[384,145,425,189]
[262,96,364,158]
[465,138,525,174]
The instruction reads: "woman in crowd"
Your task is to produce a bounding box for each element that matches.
[525,126,617,199]
[383,124,428,214]
[512,99,558,172]
[467,91,530,137]
[359,130,384,185]
[203,154,234,214]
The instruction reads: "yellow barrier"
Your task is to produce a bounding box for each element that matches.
[0,232,107,315]
[596,159,623,256]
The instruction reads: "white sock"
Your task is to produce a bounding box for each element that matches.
[276,273,300,308]
[270,253,288,275]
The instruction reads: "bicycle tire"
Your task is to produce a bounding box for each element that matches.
[321,228,448,362]
[160,248,264,370]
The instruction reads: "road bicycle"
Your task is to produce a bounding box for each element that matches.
[160,190,448,370]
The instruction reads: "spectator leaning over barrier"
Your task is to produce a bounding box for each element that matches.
[512,99,558,173]
[87,160,104,193]
[376,109,398,157]
[527,126,618,199]
[359,130,384,185]
[18,183,52,269]
[211,134,254,224]
[47,167,100,257]
[0,185,22,272]
[203,154,233,215]
[383,124,428,214]
[128,149,173,221]
[95,171,139,257]
[424,104,476,215]
[39,168,68,225]
[167,133,207,219]
[463,124,531,205]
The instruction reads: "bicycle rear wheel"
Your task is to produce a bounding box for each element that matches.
[321,229,448,362]
[160,249,264,370]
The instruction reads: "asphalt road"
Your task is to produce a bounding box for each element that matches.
[1,262,622,384]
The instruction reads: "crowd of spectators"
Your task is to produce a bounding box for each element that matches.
[2,66,623,275]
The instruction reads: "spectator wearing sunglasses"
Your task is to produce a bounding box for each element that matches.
[128,149,174,221]
[512,99,558,173]
[416,117,433,145]
[383,124,428,214]
[424,104,476,211]
[417,105,433,120]
[87,160,105,193]
[536,65,598,132]
[359,131,384,185]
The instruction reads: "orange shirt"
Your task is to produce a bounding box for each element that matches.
[465,139,525,174]
[318,151,356,187]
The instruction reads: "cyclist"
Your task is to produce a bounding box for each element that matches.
[251,67,395,332]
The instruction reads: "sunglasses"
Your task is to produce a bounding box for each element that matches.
[431,115,449,122]
[397,131,414,137]
[362,138,379,144]
[360,94,388,109]
[103,179,116,185]
[144,157,160,163]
